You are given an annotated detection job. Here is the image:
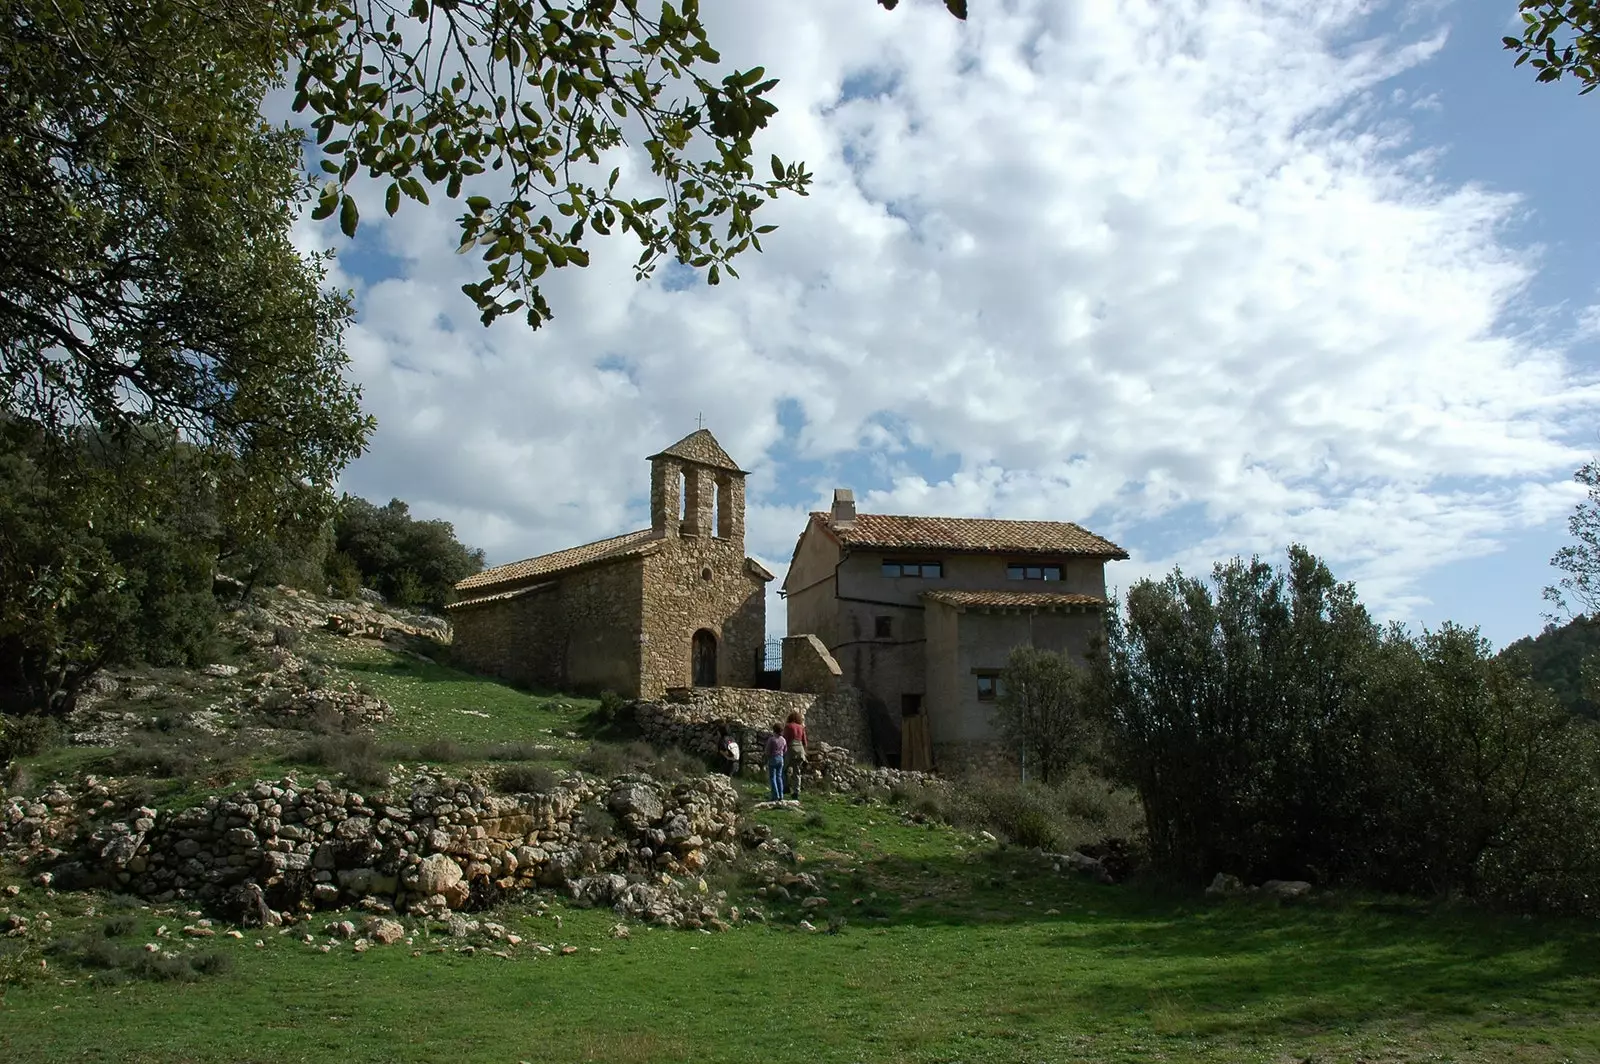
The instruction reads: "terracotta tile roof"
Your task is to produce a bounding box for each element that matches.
[922,590,1108,611]
[811,512,1127,559]
[448,582,557,611]
[454,528,660,593]
[648,429,746,473]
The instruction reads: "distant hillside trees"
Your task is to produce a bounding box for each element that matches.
[1500,617,1600,722]
[1095,545,1600,916]
[328,496,485,612]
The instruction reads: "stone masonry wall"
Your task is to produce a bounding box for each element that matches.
[639,537,765,697]
[449,557,645,696]
[636,684,873,784]
[560,559,647,695]
[448,585,565,690]
[780,633,844,695]
[8,771,741,928]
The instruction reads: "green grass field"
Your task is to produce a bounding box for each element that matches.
[4,635,1599,1062]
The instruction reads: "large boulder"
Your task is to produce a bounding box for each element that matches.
[415,854,464,897]
[608,781,664,824]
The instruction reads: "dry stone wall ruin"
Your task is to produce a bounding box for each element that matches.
[4,770,747,929]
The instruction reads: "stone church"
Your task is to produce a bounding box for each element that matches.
[447,431,772,699]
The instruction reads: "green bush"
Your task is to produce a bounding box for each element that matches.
[576,740,704,782]
[496,763,557,794]
[0,714,61,763]
[483,741,551,761]
[329,495,485,612]
[291,734,390,787]
[418,738,465,763]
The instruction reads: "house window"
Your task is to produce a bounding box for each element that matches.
[975,671,1001,701]
[1007,563,1062,581]
[882,559,943,579]
[874,616,893,639]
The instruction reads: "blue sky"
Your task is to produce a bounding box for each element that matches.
[302,0,1600,649]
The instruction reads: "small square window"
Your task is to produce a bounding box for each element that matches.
[1007,565,1025,580]
[875,616,892,638]
[1043,566,1061,581]
[882,561,901,578]
[976,674,999,701]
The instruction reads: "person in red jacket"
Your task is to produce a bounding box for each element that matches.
[782,711,808,798]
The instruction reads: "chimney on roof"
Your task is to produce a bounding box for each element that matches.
[831,488,856,528]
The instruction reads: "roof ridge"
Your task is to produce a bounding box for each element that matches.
[648,429,745,473]
[807,510,1127,559]
[455,527,655,592]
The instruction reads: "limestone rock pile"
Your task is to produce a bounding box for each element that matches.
[1,777,113,863]
[238,651,392,728]
[9,770,741,928]
[246,586,451,645]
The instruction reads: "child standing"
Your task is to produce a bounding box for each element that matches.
[720,732,741,777]
[764,723,788,800]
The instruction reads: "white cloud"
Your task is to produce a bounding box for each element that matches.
[308,0,1598,635]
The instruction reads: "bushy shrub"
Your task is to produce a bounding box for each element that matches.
[580,802,619,837]
[0,714,61,763]
[576,740,704,782]
[418,738,464,763]
[496,763,557,794]
[291,734,389,787]
[103,728,240,780]
[101,916,137,938]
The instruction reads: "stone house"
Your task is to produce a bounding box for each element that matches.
[782,490,1127,774]
[447,431,772,698]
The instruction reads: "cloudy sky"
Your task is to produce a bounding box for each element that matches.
[299,0,1600,648]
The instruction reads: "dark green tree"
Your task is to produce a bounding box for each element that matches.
[0,424,218,720]
[1097,545,1600,913]
[994,646,1095,785]
[1098,546,1378,883]
[332,495,485,610]
[1360,623,1599,907]
[1506,2,1600,94]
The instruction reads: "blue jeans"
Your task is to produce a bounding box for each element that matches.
[768,756,785,800]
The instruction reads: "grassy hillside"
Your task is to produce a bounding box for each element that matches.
[4,589,1599,1062]
[3,788,1598,1063]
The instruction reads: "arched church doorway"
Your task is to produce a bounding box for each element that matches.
[692,629,718,687]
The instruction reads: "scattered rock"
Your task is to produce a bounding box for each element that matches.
[1261,879,1312,899]
[1205,873,1246,897]
[365,918,405,945]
